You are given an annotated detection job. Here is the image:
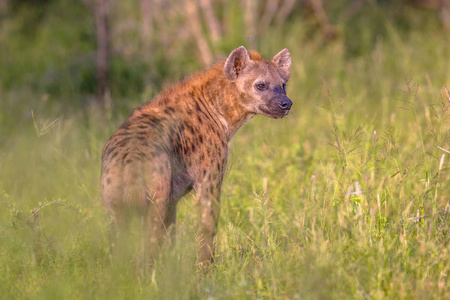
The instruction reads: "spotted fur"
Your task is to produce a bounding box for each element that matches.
[101,46,292,265]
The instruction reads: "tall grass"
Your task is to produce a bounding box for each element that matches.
[1,4,450,299]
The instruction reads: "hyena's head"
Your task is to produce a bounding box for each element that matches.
[224,46,292,119]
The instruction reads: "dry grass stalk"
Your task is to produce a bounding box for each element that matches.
[407,209,450,222]
[444,84,450,103]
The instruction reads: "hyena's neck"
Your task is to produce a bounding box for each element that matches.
[200,64,255,140]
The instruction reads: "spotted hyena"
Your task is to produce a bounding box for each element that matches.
[101,46,292,265]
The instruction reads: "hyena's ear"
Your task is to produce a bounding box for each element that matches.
[224,46,250,81]
[272,48,291,82]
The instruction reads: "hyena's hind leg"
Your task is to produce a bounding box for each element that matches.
[106,204,134,262]
[140,153,174,264]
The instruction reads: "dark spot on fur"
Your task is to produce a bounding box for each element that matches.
[113,129,130,138]
[169,125,176,137]
[137,136,146,141]
[106,178,111,184]
[154,144,165,154]
[120,122,131,130]
[186,123,195,135]
[199,134,204,143]
[140,115,165,128]
[173,136,182,147]
[125,159,133,165]
[164,107,175,114]
[196,115,202,123]
[122,153,129,161]
[135,152,145,161]
[142,120,156,127]
[104,145,116,157]
[191,144,196,152]
[110,151,119,160]
[117,137,132,148]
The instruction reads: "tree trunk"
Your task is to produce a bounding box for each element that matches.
[184,0,213,67]
[140,0,152,58]
[94,0,111,107]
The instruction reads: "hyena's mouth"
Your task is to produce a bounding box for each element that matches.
[258,105,289,119]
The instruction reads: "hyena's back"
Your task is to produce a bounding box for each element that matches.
[101,103,190,223]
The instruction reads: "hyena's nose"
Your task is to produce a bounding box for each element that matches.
[278,97,292,110]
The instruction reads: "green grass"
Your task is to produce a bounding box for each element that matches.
[1,3,450,299]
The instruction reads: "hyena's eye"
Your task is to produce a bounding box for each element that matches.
[282,83,286,91]
[255,83,267,91]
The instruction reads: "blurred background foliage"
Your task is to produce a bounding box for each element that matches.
[0,0,449,108]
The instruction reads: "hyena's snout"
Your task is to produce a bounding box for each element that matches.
[264,94,293,118]
[278,95,292,112]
